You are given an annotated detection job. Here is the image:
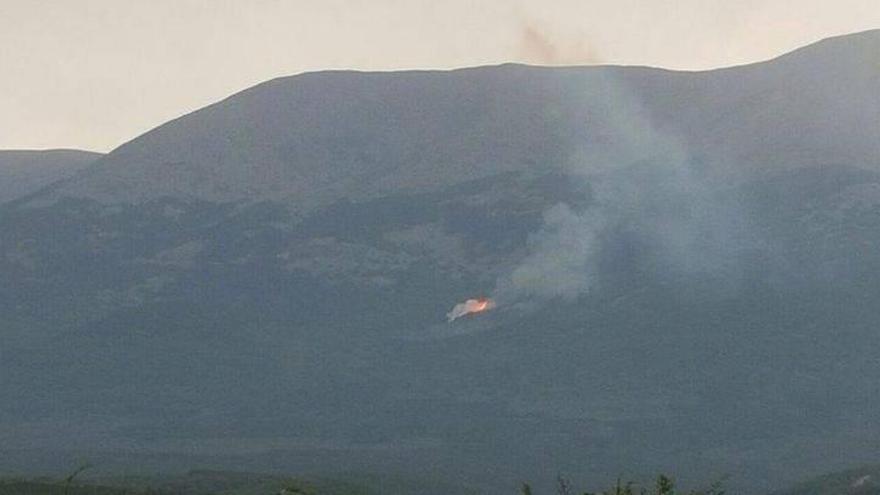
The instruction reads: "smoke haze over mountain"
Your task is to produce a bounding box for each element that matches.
[492,69,752,307]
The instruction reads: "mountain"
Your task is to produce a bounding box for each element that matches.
[2,30,880,495]
[0,149,101,203]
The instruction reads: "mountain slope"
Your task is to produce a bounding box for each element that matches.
[2,30,880,495]
[0,149,101,203]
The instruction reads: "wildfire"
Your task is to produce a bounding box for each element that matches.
[446,297,495,322]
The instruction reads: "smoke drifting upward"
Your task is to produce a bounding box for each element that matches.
[440,52,752,323]
[518,23,602,65]
[493,204,605,304]
[485,70,748,310]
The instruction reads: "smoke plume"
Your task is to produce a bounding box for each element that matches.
[493,204,605,303]
[518,23,602,66]
[490,70,747,309]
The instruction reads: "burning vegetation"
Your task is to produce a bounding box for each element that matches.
[446,297,495,322]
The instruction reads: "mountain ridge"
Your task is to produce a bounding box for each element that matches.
[31,29,880,206]
[0,149,102,203]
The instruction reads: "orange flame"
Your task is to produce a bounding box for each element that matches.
[446,297,495,322]
[473,298,492,313]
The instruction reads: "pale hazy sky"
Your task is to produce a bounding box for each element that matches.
[2,0,879,152]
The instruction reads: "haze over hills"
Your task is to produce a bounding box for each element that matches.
[2,30,880,495]
[0,149,101,203]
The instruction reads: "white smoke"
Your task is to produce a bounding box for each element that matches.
[441,70,751,322]
[494,204,605,303]
[488,70,745,308]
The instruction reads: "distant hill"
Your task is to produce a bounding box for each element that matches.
[0,149,101,203]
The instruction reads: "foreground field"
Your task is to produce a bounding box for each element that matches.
[3,464,880,495]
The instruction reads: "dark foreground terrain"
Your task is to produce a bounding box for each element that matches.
[0,470,465,495]
[4,464,880,495]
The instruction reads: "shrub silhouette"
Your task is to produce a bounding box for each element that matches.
[521,474,725,495]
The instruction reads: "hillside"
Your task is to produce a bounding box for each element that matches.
[0,149,101,203]
[2,30,880,495]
